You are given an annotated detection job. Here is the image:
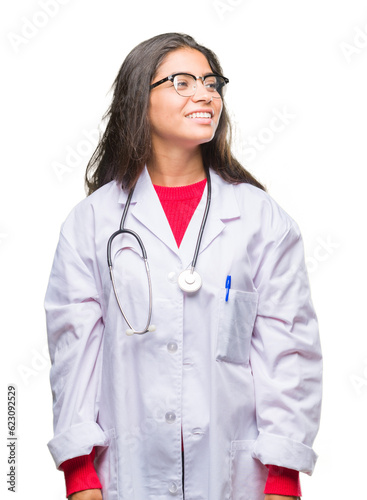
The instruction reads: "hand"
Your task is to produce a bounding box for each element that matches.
[69,489,102,500]
[265,496,298,500]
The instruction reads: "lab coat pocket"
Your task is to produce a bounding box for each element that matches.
[230,440,267,500]
[94,428,118,500]
[216,289,258,365]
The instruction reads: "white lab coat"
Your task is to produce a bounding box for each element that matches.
[45,167,322,500]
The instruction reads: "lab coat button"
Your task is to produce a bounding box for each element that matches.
[168,272,177,283]
[165,411,176,424]
[167,341,178,353]
[168,481,178,494]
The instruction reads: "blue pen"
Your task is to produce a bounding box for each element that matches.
[225,275,231,302]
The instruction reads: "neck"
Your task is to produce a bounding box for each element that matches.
[147,144,206,187]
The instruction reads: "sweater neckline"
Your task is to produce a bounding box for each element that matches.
[153,178,207,201]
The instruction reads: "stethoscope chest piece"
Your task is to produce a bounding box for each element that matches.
[178,269,202,293]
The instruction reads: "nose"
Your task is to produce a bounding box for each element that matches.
[192,78,212,103]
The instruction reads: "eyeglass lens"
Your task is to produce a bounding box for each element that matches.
[173,74,226,98]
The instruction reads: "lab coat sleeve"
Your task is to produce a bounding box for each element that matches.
[45,229,107,468]
[250,219,322,475]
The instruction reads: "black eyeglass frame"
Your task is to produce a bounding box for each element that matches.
[150,72,229,98]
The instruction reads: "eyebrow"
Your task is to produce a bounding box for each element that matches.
[167,71,216,77]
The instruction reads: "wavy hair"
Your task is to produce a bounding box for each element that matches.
[85,32,265,194]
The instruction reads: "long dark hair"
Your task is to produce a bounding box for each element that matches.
[85,32,265,194]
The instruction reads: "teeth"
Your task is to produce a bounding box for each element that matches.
[186,112,212,119]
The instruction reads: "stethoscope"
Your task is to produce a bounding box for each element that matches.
[107,170,211,336]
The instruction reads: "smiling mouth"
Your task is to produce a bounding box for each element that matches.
[186,112,212,119]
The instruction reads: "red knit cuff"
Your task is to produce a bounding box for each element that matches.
[59,447,102,498]
[264,464,302,497]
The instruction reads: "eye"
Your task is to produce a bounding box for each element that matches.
[175,75,191,88]
[204,76,218,91]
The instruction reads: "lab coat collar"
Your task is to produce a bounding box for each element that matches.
[117,167,178,255]
[117,166,240,265]
[179,169,240,268]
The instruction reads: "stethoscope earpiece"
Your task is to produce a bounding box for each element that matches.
[126,325,156,336]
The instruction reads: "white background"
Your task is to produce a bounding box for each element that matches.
[1,0,366,498]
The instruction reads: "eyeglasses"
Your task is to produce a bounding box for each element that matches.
[150,73,229,99]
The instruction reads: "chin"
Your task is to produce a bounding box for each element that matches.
[189,130,217,145]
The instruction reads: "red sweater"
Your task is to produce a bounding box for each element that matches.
[60,179,301,498]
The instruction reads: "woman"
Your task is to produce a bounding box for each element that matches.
[45,33,322,500]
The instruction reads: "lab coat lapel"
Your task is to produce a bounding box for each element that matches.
[118,167,179,256]
[179,171,240,269]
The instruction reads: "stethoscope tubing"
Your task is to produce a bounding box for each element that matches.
[190,170,211,271]
[108,255,153,335]
[107,186,153,334]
